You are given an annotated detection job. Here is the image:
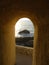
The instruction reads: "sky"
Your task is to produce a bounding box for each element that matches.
[15,18,34,37]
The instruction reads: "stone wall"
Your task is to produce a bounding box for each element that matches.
[16,45,33,56]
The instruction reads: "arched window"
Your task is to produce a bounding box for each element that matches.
[15,17,34,48]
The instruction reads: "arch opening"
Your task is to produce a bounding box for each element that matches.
[15,17,34,48]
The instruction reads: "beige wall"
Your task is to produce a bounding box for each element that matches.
[33,16,49,65]
[0,23,16,65]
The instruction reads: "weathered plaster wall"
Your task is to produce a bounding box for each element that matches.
[33,16,49,65]
[0,0,49,65]
[0,23,16,65]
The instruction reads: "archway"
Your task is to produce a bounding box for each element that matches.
[15,17,34,48]
[14,17,35,65]
[13,12,38,65]
[0,11,38,65]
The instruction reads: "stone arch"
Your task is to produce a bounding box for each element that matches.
[13,11,39,65]
[12,11,39,48]
[0,11,39,65]
[0,0,49,65]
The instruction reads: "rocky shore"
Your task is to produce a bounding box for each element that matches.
[15,37,34,47]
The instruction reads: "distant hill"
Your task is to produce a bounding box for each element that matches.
[19,30,30,34]
[15,30,34,47]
